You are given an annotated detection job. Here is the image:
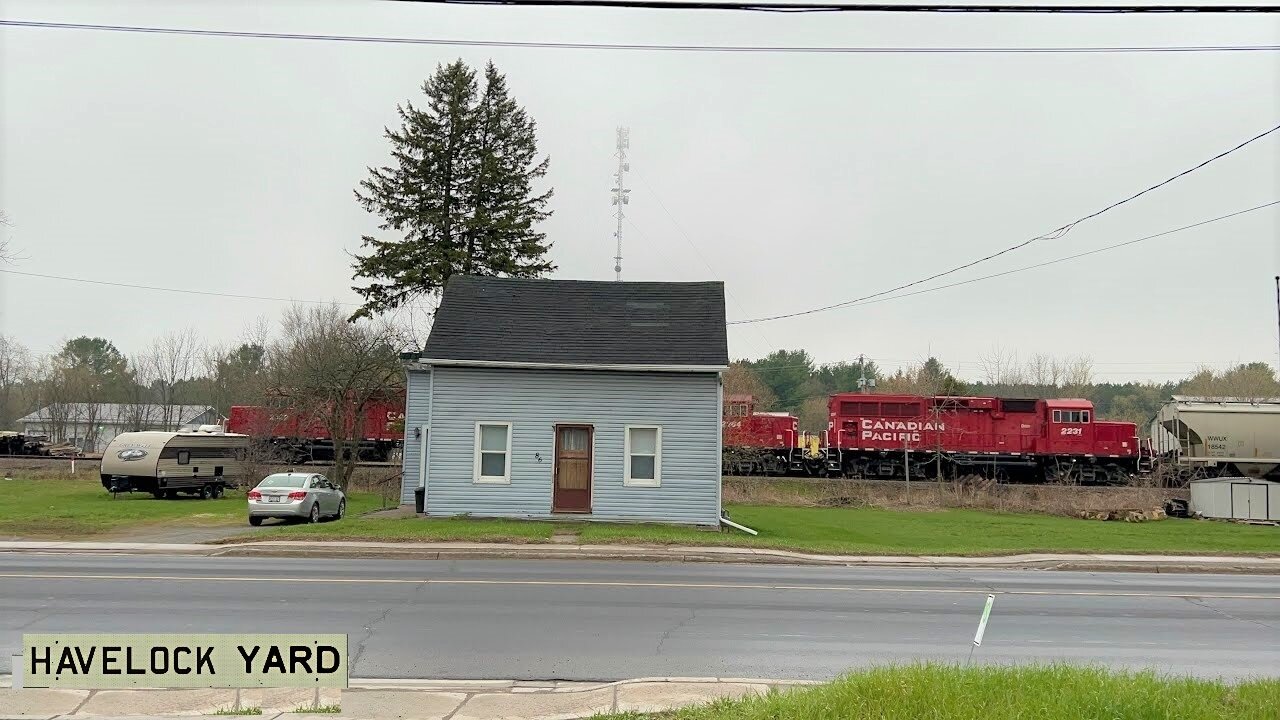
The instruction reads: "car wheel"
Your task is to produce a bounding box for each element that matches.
[309,503,320,523]
[249,516,263,527]
[335,500,346,521]
[199,485,212,500]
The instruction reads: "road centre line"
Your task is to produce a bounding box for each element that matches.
[2,572,1278,600]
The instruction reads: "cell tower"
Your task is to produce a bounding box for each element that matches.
[611,127,630,281]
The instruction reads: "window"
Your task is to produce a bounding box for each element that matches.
[473,422,512,484]
[727,402,749,417]
[1052,410,1062,423]
[177,450,190,465]
[1070,411,1083,423]
[258,474,306,488]
[1082,411,1091,423]
[625,426,662,487]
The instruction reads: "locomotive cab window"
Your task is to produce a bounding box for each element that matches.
[1082,411,1090,423]
[727,403,749,417]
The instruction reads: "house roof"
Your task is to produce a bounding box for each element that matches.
[18,403,217,425]
[421,276,728,370]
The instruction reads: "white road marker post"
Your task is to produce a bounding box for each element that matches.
[969,593,996,663]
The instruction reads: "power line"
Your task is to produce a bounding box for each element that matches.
[786,199,1280,312]
[3,20,1279,54]
[730,123,1280,325]
[390,1,1278,13]
[0,268,361,307]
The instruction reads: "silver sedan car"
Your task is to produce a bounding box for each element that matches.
[247,472,346,526]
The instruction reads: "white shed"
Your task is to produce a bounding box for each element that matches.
[1190,477,1280,521]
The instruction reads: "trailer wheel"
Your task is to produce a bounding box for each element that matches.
[152,490,165,500]
[199,485,212,500]
[212,485,224,499]
[164,490,177,499]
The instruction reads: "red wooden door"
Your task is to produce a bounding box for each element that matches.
[553,425,592,513]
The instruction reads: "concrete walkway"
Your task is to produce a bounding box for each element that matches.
[1,676,813,719]
[0,539,1276,573]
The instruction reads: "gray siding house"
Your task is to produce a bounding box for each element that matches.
[401,276,728,526]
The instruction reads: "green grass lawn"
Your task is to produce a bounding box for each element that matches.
[4,475,1276,556]
[0,475,385,539]
[592,664,1280,720]
[574,505,1280,556]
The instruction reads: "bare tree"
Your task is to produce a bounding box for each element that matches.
[1059,355,1094,397]
[978,345,1027,391]
[0,335,31,428]
[145,329,202,429]
[268,305,405,486]
[0,210,13,264]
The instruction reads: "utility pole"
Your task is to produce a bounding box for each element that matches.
[1275,276,1279,376]
[857,353,875,394]
[610,127,630,281]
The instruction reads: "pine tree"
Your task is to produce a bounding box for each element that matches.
[352,60,554,318]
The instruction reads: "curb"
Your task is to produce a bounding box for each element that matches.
[0,675,817,719]
[2,541,1278,574]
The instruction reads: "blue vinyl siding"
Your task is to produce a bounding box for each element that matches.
[405,365,721,526]
[398,368,433,505]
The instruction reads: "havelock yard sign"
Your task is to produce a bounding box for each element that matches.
[22,634,348,689]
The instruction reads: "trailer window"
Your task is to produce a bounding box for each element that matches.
[177,450,190,465]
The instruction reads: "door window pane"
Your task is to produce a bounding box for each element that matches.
[560,428,588,451]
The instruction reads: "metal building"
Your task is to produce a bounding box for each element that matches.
[1190,477,1280,522]
[399,276,728,526]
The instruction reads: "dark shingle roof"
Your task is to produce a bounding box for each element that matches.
[422,276,728,368]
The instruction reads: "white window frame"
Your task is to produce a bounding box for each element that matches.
[624,425,662,488]
[473,422,513,485]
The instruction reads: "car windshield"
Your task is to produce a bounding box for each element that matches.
[257,475,306,488]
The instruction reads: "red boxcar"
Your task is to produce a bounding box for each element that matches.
[228,395,405,463]
[826,393,1139,484]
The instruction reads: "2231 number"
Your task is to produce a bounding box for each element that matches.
[1060,427,1083,436]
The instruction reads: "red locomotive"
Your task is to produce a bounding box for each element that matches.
[227,397,405,463]
[723,392,1141,484]
[722,395,802,475]
[824,393,1140,483]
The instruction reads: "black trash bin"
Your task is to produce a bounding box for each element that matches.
[414,486,425,514]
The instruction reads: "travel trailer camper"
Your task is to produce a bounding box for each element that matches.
[100,428,250,498]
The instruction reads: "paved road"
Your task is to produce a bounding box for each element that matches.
[1,555,1277,681]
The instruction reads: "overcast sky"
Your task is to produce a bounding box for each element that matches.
[2,0,1278,383]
